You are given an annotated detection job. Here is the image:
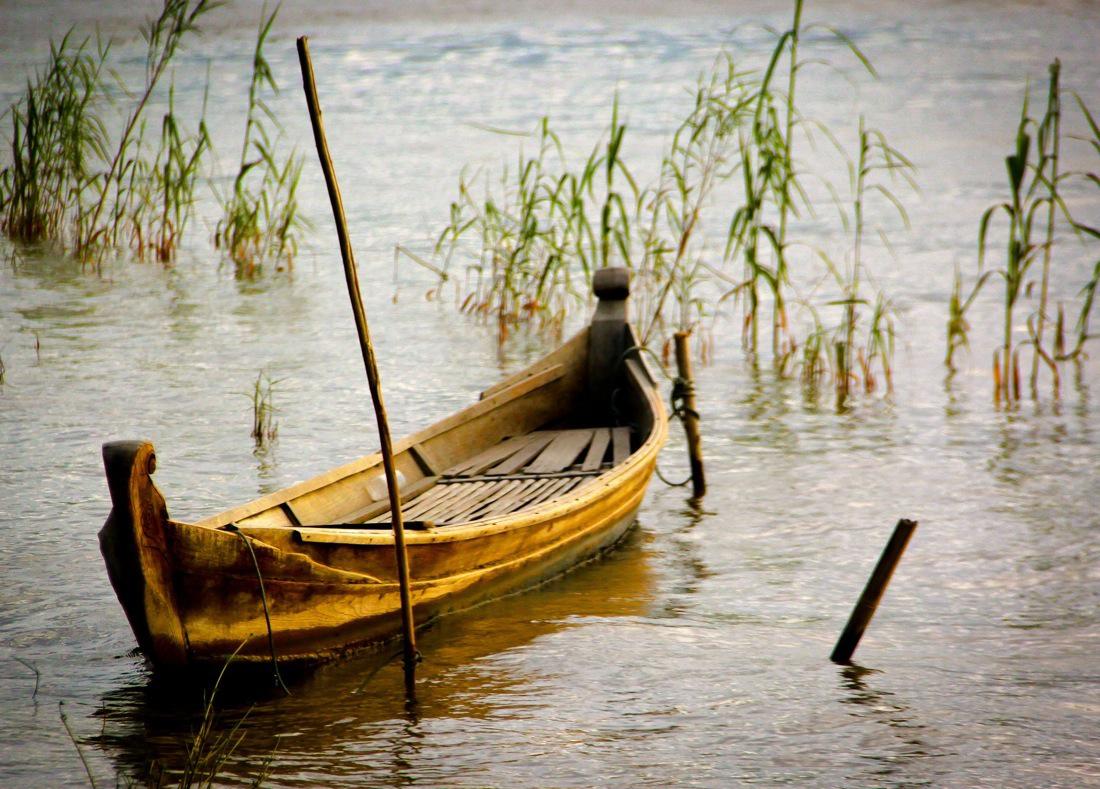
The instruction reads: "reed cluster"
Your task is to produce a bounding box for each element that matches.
[419,0,911,408]
[0,31,109,247]
[0,0,302,275]
[946,60,1100,404]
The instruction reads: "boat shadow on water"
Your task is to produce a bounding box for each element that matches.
[90,525,657,784]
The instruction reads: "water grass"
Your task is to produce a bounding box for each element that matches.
[76,0,217,265]
[250,369,279,450]
[215,3,306,277]
[824,117,913,407]
[0,31,109,246]
[417,0,906,413]
[129,82,212,263]
[947,59,1099,403]
[433,111,631,341]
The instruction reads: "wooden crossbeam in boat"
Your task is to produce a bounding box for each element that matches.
[438,468,604,484]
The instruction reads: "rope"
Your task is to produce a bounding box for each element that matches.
[669,376,700,422]
[615,344,699,489]
[225,524,290,695]
[654,462,692,487]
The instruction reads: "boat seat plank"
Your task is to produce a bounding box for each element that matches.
[525,476,581,509]
[524,429,596,474]
[443,433,537,478]
[468,478,550,520]
[580,427,611,471]
[611,426,632,465]
[441,480,526,524]
[398,482,465,520]
[409,481,493,522]
[485,433,557,475]
[367,480,482,524]
[343,475,438,524]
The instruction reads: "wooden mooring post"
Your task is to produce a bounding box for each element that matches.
[830,518,918,664]
[672,331,705,498]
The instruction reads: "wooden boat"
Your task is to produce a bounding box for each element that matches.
[100,267,668,671]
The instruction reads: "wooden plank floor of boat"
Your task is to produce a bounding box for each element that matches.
[364,426,631,527]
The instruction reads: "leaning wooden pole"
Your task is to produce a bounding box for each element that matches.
[673,331,706,498]
[296,36,419,684]
[830,519,918,664]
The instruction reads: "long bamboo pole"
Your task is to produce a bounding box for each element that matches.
[296,36,419,685]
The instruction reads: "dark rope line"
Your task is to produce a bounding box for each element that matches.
[614,344,699,489]
[654,462,692,487]
[225,524,290,695]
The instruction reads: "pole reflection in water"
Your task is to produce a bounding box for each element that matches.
[837,664,933,784]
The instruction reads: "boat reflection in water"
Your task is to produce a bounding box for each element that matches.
[92,525,657,784]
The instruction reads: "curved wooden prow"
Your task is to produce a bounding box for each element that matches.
[99,441,188,667]
[587,267,632,422]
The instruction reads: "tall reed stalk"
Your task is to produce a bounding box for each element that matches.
[130,82,211,263]
[76,0,216,264]
[215,3,306,277]
[250,370,279,450]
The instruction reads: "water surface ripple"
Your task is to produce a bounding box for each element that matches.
[1,2,1098,786]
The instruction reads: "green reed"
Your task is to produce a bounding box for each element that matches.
[640,54,755,346]
[825,117,913,407]
[1061,92,1100,361]
[0,31,108,245]
[215,3,306,278]
[250,369,280,450]
[129,82,211,263]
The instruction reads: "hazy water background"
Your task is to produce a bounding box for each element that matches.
[1,1,1099,785]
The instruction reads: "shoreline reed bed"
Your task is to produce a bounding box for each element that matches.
[0,0,216,267]
[0,0,303,275]
[414,0,910,408]
[946,59,1100,405]
[0,31,109,247]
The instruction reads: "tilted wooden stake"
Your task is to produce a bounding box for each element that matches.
[296,36,419,684]
[831,518,918,664]
[673,331,705,498]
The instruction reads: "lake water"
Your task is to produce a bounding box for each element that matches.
[1,1,1098,786]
